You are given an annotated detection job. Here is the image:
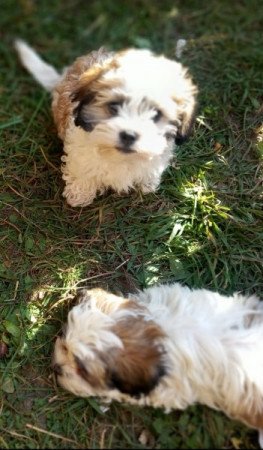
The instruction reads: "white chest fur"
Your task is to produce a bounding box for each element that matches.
[61,125,173,207]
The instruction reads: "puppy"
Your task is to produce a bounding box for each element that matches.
[15,41,197,207]
[53,283,263,447]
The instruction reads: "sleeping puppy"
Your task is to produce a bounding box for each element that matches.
[53,283,263,447]
[15,40,197,207]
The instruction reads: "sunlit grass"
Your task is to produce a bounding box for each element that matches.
[0,0,262,448]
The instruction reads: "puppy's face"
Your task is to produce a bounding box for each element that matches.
[52,288,166,401]
[73,49,197,158]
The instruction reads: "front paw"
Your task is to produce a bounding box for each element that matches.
[140,182,159,194]
[62,185,96,207]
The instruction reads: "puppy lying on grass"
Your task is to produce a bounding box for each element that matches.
[53,282,263,447]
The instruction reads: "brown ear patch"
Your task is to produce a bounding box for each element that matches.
[172,74,198,145]
[104,315,167,397]
[174,97,197,145]
[72,92,96,132]
[51,48,115,139]
[71,57,119,104]
[176,106,197,145]
[74,355,105,389]
[68,293,166,397]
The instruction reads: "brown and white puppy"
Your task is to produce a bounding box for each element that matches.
[53,284,263,447]
[15,41,197,207]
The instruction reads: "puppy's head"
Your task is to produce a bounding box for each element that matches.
[72,49,197,158]
[52,288,166,401]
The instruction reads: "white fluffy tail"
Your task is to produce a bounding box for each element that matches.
[14,39,61,91]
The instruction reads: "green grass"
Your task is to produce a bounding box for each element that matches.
[0,0,262,448]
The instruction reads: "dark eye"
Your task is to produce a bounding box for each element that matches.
[152,109,163,123]
[108,102,121,116]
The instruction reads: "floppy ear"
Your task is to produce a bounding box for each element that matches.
[104,314,167,397]
[74,354,106,389]
[171,66,198,145]
[175,99,197,145]
[71,49,116,103]
[71,51,118,132]
[73,92,96,131]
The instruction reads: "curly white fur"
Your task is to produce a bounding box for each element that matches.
[15,41,197,207]
[53,283,263,447]
[61,122,172,206]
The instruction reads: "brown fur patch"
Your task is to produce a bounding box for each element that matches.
[172,81,198,144]
[74,355,105,389]
[103,315,166,396]
[72,58,119,104]
[232,403,263,430]
[241,412,263,429]
[51,48,114,139]
[70,294,166,396]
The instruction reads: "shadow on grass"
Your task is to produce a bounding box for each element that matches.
[0,282,260,449]
[1,0,262,448]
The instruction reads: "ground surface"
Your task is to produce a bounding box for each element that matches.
[0,0,262,448]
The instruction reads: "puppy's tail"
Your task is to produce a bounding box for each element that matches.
[14,39,62,92]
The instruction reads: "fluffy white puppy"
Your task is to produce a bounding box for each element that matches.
[53,283,263,447]
[15,40,197,207]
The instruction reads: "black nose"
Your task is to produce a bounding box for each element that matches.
[119,130,139,147]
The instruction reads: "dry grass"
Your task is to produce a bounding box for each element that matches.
[0,0,262,448]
